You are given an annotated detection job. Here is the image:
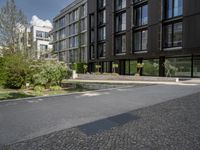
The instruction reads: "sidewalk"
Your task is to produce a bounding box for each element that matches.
[67,79,199,86]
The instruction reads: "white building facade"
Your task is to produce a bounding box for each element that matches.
[30,25,53,59]
[52,0,87,66]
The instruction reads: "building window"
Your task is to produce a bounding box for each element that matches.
[115,12,126,32]
[102,62,111,73]
[135,4,148,27]
[81,33,86,45]
[89,14,95,60]
[40,44,48,51]
[98,0,106,9]
[89,14,95,43]
[193,56,200,77]
[80,4,87,18]
[98,43,106,57]
[98,27,106,41]
[115,34,126,54]
[59,17,65,27]
[36,31,49,39]
[163,22,182,48]
[69,36,79,48]
[90,45,95,59]
[115,0,126,11]
[134,30,148,51]
[165,57,191,77]
[98,10,106,25]
[164,0,183,19]
[134,0,145,4]
[143,59,159,76]
[125,60,137,75]
[90,14,95,29]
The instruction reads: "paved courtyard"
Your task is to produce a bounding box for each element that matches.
[1,84,200,149]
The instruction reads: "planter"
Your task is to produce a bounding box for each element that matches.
[77,74,179,82]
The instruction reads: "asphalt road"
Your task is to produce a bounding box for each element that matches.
[1,84,200,147]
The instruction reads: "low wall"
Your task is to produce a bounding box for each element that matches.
[77,74,179,82]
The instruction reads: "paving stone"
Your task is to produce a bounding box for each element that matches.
[3,93,200,150]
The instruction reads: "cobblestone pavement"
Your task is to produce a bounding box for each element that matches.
[3,92,200,150]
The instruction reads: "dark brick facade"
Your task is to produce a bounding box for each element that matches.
[87,0,200,77]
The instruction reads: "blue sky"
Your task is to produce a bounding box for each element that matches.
[0,0,74,22]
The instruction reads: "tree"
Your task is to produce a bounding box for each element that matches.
[31,60,71,88]
[0,0,27,54]
[2,53,32,89]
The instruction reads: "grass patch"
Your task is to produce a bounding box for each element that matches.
[0,92,34,101]
[0,87,92,101]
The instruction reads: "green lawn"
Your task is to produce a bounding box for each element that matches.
[0,92,33,100]
[0,87,90,101]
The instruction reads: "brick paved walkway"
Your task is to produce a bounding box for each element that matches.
[3,92,200,150]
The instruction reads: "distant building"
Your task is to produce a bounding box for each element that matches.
[52,0,87,66]
[30,25,53,59]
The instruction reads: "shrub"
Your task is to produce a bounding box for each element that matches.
[50,86,62,91]
[31,60,71,88]
[34,85,45,92]
[2,54,32,89]
[0,57,6,86]
[0,54,72,89]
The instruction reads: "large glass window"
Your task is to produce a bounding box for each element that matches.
[115,12,126,32]
[164,0,183,19]
[193,56,200,77]
[98,43,106,57]
[135,4,148,26]
[90,14,95,29]
[115,0,126,11]
[102,62,111,73]
[125,60,137,75]
[98,10,106,25]
[143,59,159,76]
[165,57,191,77]
[90,45,95,59]
[115,34,126,54]
[36,31,49,39]
[80,4,87,18]
[98,0,106,9]
[98,27,106,41]
[130,61,137,75]
[69,36,79,48]
[134,30,148,51]
[163,22,182,48]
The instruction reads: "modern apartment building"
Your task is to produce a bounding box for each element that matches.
[30,25,53,59]
[52,0,87,66]
[88,0,200,77]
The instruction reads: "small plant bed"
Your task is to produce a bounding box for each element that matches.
[0,87,91,101]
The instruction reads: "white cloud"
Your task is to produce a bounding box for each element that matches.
[30,15,52,28]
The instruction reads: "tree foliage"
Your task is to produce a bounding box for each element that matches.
[0,54,72,89]
[1,53,32,89]
[0,0,27,54]
[31,60,71,88]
